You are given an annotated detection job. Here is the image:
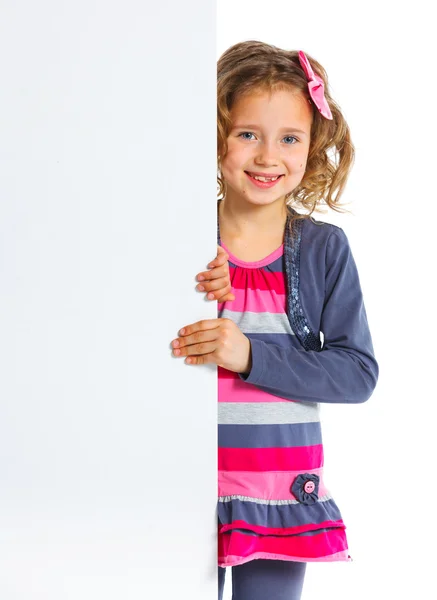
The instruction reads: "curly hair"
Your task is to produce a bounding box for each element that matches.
[217,40,355,228]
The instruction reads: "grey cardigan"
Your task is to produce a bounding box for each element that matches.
[217,204,379,404]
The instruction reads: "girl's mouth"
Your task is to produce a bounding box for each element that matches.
[244,172,284,189]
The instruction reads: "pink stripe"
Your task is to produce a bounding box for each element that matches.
[220,246,286,273]
[227,264,286,291]
[218,288,287,314]
[218,367,291,402]
[218,445,323,472]
[219,519,345,537]
[218,468,328,500]
[219,549,350,567]
[218,528,348,561]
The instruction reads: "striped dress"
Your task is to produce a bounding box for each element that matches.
[217,239,351,567]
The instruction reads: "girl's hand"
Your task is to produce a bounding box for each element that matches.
[171,318,252,374]
[196,245,236,303]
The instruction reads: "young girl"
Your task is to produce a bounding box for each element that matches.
[171,40,379,600]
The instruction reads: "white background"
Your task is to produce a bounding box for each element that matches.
[218,1,437,598]
[0,1,217,598]
[0,1,435,599]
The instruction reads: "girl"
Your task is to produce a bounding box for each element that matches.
[170,40,379,600]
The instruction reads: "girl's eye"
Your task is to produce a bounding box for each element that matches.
[238,132,256,140]
[238,132,298,144]
[283,135,298,144]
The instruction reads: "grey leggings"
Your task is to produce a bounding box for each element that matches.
[218,559,306,600]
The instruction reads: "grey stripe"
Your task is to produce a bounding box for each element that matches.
[218,496,343,529]
[218,422,322,448]
[218,494,332,506]
[219,308,295,336]
[218,402,320,425]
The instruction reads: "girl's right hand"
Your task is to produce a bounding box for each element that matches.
[196,244,236,304]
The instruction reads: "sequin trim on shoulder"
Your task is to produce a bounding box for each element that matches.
[284,210,322,352]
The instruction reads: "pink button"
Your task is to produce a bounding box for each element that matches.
[303,481,315,494]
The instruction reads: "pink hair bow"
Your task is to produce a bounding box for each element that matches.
[298,50,333,120]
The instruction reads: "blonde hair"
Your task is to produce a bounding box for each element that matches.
[217,40,355,226]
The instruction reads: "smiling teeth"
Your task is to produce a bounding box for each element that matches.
[250,174,280,182]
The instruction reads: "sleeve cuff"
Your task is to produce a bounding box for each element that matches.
[238,338,264,384]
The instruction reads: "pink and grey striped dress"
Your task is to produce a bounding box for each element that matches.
[217,240,351,567]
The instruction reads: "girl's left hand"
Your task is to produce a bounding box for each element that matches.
[171,317,252,374]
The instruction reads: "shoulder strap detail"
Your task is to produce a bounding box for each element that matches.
[284,211,322,352]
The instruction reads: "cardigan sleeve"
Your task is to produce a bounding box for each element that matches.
[237,227,379,404]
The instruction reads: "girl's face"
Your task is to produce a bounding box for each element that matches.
[220,88,313,208]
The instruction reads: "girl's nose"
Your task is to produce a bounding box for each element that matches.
[255,142,280,165]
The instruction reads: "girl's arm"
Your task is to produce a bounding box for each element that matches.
[238,228,379,404]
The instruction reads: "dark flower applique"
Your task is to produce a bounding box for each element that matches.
[291,474,320,505]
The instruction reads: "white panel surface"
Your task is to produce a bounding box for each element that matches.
[0,2,217,598]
